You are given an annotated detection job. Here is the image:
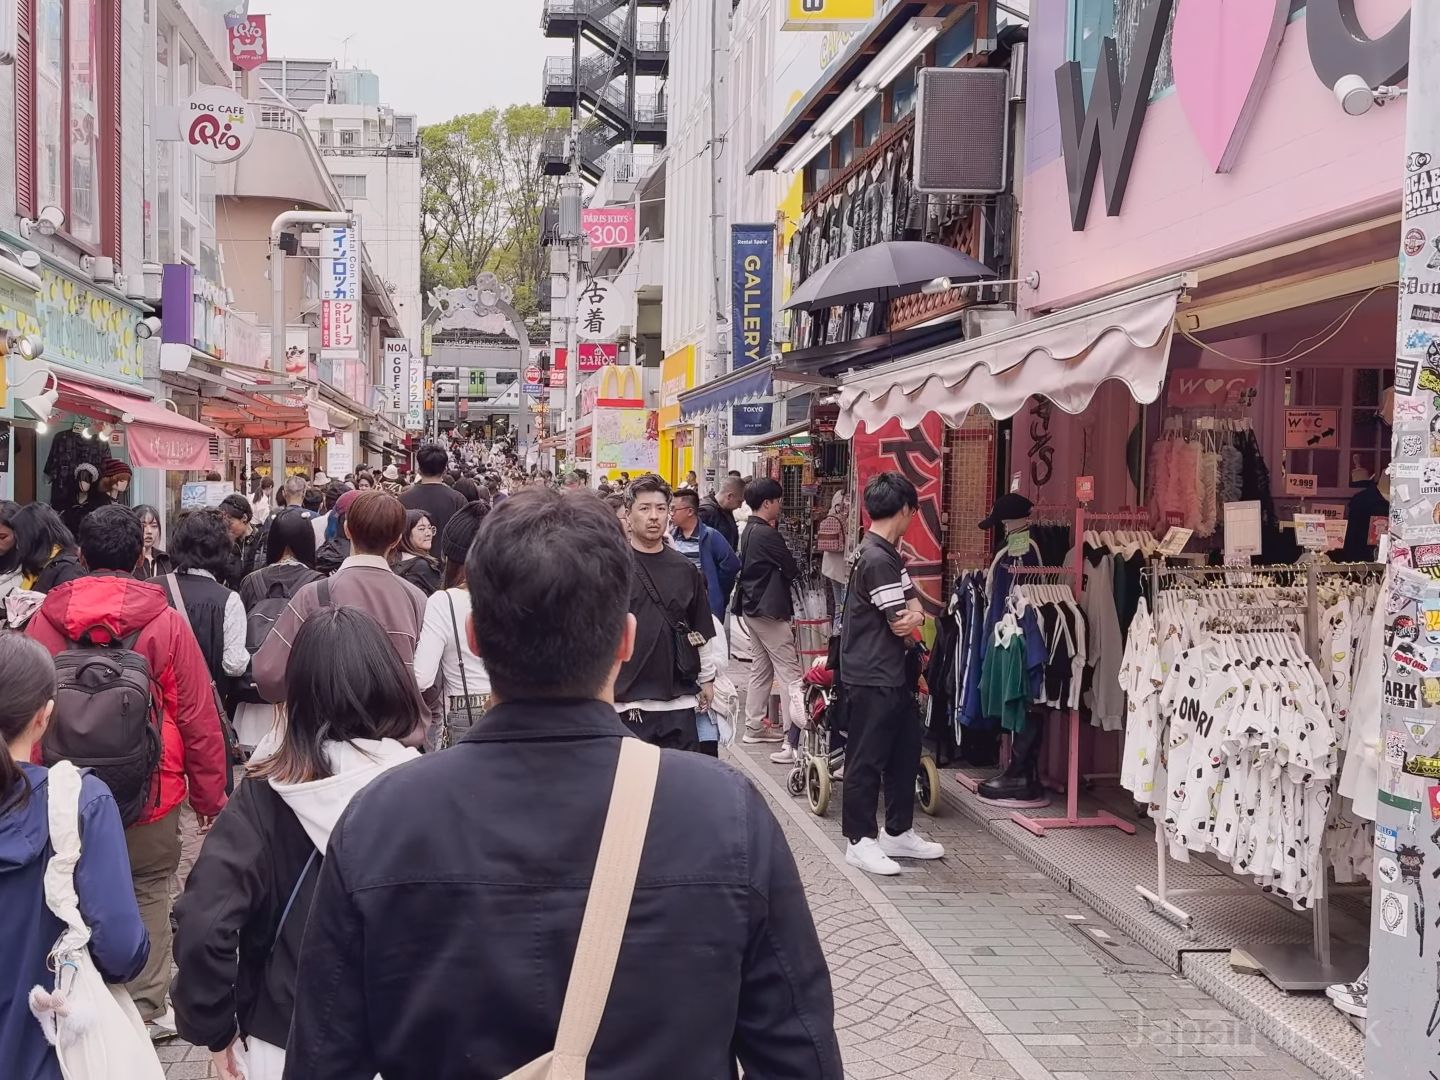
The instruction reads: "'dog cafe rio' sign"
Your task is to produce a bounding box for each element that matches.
[181,86,256,165]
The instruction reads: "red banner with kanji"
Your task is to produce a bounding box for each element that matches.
[853,413,945,616]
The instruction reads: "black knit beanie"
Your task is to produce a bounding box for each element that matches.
[441,502,488,567]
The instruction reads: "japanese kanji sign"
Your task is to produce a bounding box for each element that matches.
[576,278,621,343]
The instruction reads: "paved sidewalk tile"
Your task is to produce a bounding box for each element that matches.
[734,745,1323,1080]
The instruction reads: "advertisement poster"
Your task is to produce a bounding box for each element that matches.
[383,338,410,413]
[594,408,658,472]
[180,482,235,510]
[731,224,775,436]
[320,226,360,359]
[581,208,636,250]
[1283,408,1339,449]
[853,414,944,616]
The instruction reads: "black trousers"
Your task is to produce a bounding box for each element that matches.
[621,707,701,753]
[841,685,921,842]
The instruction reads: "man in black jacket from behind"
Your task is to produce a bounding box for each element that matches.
[284,487,841,1080]
[698,473,745,551]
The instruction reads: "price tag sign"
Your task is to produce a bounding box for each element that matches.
[1075,475,1095,503]
[1294,513,1329,550]
[1158,527,1193,556]
[1285,473,1318,497]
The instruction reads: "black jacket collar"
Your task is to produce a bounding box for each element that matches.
[458,698,632,744]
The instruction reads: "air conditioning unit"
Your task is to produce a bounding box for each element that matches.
[913,67,1010,195]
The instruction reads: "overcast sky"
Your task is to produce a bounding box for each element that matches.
[264,1,549,125]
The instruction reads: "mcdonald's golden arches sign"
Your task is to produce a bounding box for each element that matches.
[597,365,644,408]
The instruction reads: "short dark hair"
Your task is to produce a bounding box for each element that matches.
[416,444,449,477]
[79,505,143,572]
[624,473,671,509]
[863,472,920,520]
[398,509,436,561]
[744,477,784,512]
[169,510,235,579]
[467,488,630,700]
[249,607,419,784]
[9,504,76,577]
[673,489,699,512]
[603,493,626,512]
[453,477,482,503]
[345,491,406,554]
[0,499,19,574]
[218,493,253,524]
[265,507,317,568]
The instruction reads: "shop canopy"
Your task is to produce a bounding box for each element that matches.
[679,357,835,423]
[834,275,1187,439]
[56,379,220,471]
[201,390,330,442]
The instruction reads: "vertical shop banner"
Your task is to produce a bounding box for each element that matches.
[383,338,410,413]
[320,226,360,359]
[327,432,354,478]
[854,414,945,616]
[405,351,424,431]
[731,224,775,436]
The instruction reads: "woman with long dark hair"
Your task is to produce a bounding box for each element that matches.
[134,504,174,580]
[0,632,149,1080]
[10,504,84,593]
[231,509,323,751]
[172,608,420,1080]
[415,503,491,747]
[0,500,20,602]
[391,509,441,596]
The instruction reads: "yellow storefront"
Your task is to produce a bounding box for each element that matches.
[658,346,696,486]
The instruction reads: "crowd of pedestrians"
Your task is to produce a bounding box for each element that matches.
[0,431,945,1078]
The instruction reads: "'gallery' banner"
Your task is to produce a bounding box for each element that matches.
[731,224,774,437]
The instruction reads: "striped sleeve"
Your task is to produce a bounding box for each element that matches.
[861,552,911,614]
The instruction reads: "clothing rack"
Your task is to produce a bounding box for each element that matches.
[1136,559,1380,990]
[1004,507,1144,838]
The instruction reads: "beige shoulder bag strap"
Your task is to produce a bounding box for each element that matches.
[503,737,661,1080]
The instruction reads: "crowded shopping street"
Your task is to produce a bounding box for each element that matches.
[0,0,1434,1078]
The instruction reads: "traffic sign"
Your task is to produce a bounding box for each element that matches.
[523,366,542,386]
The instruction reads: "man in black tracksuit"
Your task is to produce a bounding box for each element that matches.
[838,472,947,878]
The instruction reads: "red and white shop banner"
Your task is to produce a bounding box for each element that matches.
[853,413,945,617]
[127,425,213,471]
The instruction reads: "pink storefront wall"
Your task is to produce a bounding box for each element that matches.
[1020,0,1409,312]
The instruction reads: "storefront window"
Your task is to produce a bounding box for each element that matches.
[35,0,63,214]
[837,125,856,168]
[1068,0,1175,101]
[1284,365,1392,496]
[861,98,881,146]
[68,0,99,246]
[934,10,976,68]
[891,65,918,121]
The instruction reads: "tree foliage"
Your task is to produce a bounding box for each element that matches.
[420,105,567,324]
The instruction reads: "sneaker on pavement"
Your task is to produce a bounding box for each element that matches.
[770,745,797,764]
[147,1007,179,1043]
[742,726,784,744]
[846,836,901,876]
[879,828,945,860]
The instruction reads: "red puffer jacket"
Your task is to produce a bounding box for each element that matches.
[27,571,229,825]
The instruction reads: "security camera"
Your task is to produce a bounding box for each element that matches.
[1335,74,1375,116]
[36,205,65,234]
[136,316,163,340]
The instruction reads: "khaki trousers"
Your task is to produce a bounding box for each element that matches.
[124,807,182,1020]
[742,616,804,732]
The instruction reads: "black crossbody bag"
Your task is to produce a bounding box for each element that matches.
[634,559,705,682]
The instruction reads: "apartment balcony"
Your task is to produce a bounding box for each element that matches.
[590,152,640,209]
[635,237,664,299]
[213,105,343,210]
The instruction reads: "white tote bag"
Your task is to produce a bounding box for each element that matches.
[501,738,660,1080]
[28,761,165,1080]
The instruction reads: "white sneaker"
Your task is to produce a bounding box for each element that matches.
[845,836,902,876]
[879,828,945,861]
[770,745,797,764]
[742,726,784,744]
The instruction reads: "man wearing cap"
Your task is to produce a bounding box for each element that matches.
[839,471,946,877]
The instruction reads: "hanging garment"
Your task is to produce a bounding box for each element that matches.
[1118,600,1163,804]
[1082,553,1125,731]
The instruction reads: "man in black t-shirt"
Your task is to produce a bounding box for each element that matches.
[838,472,946,877]
[401,443,469,539]
[615,474,717,753]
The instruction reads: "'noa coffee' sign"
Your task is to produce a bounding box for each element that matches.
[182,87,256,164]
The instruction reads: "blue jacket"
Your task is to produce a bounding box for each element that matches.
[671,520,741,620]
[1,763,149,1080]
[284,700,841,1079]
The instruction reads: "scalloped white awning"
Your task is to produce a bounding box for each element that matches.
[836,276,1186,439]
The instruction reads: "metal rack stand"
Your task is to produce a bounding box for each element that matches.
[1135,559,1380,990]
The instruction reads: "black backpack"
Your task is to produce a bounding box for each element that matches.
[43,627,162,827]
[233,572,317,705]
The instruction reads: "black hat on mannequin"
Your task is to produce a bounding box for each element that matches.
[978,492,1034,530]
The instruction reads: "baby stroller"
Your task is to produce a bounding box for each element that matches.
[787,658,942,819]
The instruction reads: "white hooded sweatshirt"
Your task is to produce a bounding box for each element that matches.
[236,738,417,1080]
